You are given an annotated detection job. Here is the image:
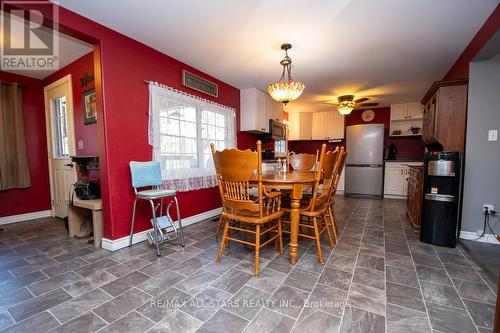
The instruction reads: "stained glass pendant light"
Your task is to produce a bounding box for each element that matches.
[267,43,305,105]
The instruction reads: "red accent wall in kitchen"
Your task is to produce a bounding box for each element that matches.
[0,71,50,217]
[289,107,424,159]
[9,3,255,240]
[444,4,500,80]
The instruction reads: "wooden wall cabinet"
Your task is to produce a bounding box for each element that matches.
[240,88,282,133]
[406,166,423,231]
[421,79,468,151]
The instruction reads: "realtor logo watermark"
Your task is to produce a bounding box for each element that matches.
[1,1,59,71]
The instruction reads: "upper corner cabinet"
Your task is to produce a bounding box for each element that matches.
[240,87,282,133]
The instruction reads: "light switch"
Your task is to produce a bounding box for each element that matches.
[78,140,84,149]
[488,130,497,142]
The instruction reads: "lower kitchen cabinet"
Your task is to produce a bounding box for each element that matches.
[384,161,423,198]
[406,166,423,231]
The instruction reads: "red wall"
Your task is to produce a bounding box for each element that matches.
[14,3,255,240]
[289,107,424,159]
[0,72,50,217]
[43,52,98,156]
[444,4,500,80]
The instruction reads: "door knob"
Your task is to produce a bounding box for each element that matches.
[65,163,74,168]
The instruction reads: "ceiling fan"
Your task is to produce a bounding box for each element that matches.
[325,95,379,115]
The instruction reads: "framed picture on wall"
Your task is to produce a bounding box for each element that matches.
[83,88,97,125]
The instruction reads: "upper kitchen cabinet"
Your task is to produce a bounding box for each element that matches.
[312,111,345,140]
[289,111,344,141]
[421,79,468,151]
[240,87,282,133]
[288,112,312,140]
[389,102,423,137]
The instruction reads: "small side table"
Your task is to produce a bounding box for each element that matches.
[68,198,103,248]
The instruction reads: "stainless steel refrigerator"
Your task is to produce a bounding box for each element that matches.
[345,124,384,198]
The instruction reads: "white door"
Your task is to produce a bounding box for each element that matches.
[390,104,408,120]
[44,75,76,218]
[384,164,404,196]
[312,112,327,139]
[407,102,423,119]
[288,112,300,140]
[299,113,312,140]
[328,111,345,139]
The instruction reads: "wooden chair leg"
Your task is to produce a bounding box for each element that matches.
[323,213,334,248]
[329,206,338,245]
[214,215,223,240]
[255,225,260,276]
[278,217,284,255]
[216,219,229,263]
[312,217,323,264]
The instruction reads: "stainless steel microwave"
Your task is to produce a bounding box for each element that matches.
[269,119,286,139]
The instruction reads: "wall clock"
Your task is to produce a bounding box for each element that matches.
[362,109,375,122]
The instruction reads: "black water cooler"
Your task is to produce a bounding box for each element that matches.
[420,151,463,247]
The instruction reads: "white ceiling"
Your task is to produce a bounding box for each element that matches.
[1,11,93,80]
[58,0,497,112]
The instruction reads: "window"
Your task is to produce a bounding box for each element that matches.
[149,83,236,191]
[52,96,69,157]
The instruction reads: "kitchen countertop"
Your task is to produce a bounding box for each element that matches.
[384,158,423,163]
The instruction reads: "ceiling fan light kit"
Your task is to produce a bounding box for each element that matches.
[268,43,305,105]
[335,94,379,115]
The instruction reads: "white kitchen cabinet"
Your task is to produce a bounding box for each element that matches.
[240,87,282,133]
[288,112,300,140]
[390,102,424,137]
[407,102,423,119]
[390,104,408,121]
[384,161,423,198]
[299,113,313,140]
[289,112,313,140]
[312,111,345,140]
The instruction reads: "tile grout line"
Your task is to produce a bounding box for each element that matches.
[455,245,497,296]
[336,199,365,332]
[397,203,434,333]
[434,251,482,332]
[288,201,356,332]
[383,203,388,333]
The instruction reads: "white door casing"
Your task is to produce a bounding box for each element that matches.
[44,75,77,218]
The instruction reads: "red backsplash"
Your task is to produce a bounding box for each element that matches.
[289,107,424,159]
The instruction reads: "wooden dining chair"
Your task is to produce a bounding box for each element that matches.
[326,146,347,242]
[289,152,317,171]
[282,144,336,263]
[210,141,284,276]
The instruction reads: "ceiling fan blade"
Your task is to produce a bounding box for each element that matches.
[359,102,379,107]
[354,97,369,104]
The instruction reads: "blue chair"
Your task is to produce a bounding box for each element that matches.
[129,161,185,256]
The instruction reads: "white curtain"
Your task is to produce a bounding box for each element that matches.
[148,82,236,192]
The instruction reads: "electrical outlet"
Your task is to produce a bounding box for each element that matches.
[483,204,494,214]
[78,140,84,149]
[488,129,498,141]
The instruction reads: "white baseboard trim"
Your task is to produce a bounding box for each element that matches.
[459,231,500,244]
[0,210,52,225]
[101,207,222,251]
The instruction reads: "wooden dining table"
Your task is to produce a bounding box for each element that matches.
[258,170,317,264]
